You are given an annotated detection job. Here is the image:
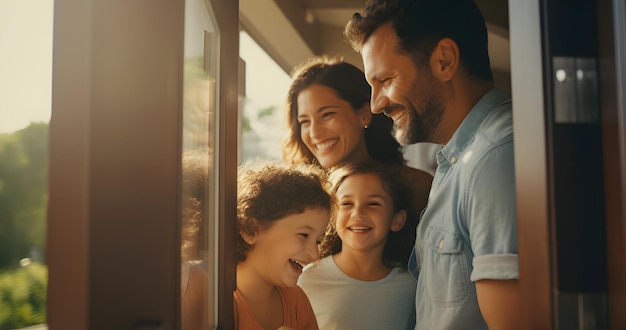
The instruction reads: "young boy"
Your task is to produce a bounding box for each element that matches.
[235,160,331,330]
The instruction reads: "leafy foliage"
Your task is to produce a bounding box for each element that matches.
[0,123,48,269]
[0,123,48,328]
[0,262,47,329]
[258,105,276,118]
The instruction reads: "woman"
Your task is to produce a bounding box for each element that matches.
[282,57,432,216]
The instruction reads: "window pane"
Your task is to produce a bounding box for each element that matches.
[181,0,219,328]
[239,31,291,162]
[0,0,53,328]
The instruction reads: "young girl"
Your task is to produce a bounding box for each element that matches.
[235,160,331,330]
[298,161,417,329]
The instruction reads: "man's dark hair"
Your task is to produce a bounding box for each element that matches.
[345,0,493,81]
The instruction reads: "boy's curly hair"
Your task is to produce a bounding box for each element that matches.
[237,160,332,262]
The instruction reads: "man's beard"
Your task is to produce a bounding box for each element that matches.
[394,96,444,146]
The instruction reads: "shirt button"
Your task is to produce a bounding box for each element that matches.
[438,239,445,249]
[450,156,457,164]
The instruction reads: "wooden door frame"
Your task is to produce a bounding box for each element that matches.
[47,0,239,328]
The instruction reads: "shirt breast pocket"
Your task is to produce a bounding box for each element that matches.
[424,227,470,306]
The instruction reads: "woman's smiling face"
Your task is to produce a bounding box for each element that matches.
[296,84,371,168]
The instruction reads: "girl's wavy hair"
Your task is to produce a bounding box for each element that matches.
[236,160,332,262]
[282,56,406,167]
[320,160,418,269]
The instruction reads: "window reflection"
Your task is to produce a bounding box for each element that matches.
[181,149,210,329]
[181,0,218,328]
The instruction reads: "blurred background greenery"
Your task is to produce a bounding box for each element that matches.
[0,262,47,329]
[0,122,48,329]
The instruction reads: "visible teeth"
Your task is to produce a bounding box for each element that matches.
[290,259,305,268]
[350,226,370,231]
[384,105,405,119]
[316,139,337,151]
[391,112,404,122]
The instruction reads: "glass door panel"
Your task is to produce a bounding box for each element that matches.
[181,0,219,328]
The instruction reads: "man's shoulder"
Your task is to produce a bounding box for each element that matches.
[463,95,515,181]
[477,94,513,144]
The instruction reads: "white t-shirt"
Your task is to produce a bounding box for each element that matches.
[298,255,416,330]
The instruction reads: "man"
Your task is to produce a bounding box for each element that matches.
[345,0,519,329]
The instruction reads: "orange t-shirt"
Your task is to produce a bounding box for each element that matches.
[234,286,319,330]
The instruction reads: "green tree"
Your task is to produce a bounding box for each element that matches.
[0,122,49,269]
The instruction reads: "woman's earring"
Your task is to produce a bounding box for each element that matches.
[241,231,257,245]
[364,125,368,129]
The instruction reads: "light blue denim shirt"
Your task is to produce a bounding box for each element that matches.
[409,88,518,329]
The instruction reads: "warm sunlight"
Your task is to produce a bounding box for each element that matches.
[0,0,53,134]
[239,31,291,161]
